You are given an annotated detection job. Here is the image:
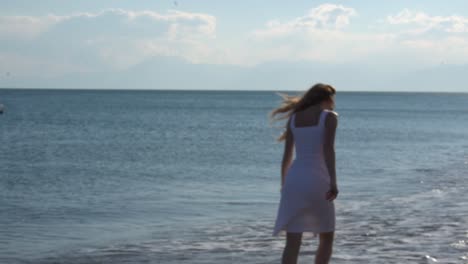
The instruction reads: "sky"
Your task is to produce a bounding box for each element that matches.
[1,0,468,92]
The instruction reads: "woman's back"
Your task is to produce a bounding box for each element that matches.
[273,108,336,236]
[290,109,331,161]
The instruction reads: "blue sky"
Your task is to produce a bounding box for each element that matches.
[1,0,468,91]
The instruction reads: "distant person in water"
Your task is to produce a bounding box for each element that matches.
[270,83,339,264]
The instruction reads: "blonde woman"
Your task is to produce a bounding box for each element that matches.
[271,83,339,264]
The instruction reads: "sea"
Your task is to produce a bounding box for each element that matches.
[0,89,467,264]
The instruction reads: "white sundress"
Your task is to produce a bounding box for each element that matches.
[272,109,336,236]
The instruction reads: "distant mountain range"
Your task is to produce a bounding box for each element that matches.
[1,56,467,92]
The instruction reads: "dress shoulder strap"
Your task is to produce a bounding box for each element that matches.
[319,109,338,128]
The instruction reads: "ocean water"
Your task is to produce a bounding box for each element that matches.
[0,89,467,264]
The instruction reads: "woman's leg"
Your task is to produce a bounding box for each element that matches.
[314,231,334,264]
[282,232,303,264]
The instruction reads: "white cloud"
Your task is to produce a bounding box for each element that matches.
[253,4,357,38]
[387,9,468,34]
[0,9,216,39]
[246,6,468,67]
[3,5,468,82]
[0,15,63,38]
[248,4,404,64]
[0,9,218,72]
[379,9,468,66]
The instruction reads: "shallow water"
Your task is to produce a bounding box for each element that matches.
[0,90,467,263]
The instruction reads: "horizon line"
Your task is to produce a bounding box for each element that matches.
[0,87,467,94]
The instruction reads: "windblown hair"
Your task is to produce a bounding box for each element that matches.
[269,83,336,141]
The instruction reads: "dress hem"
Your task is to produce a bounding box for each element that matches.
[272,227,335,237]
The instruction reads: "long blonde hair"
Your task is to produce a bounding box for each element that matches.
[269,83,336,141]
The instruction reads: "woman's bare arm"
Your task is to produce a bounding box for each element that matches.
[281,118,294,187]
[323,112,338,200]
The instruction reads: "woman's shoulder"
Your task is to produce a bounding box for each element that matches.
[323,110,338,129]
[323,109,339,117]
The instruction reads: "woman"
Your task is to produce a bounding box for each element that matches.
[270,83,339,264]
